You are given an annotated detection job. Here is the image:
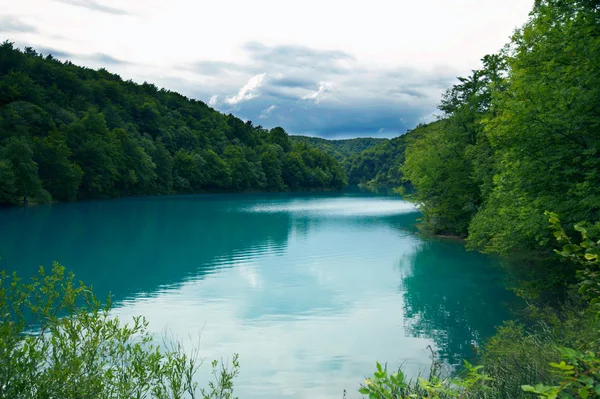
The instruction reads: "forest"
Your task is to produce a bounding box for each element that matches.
[289,135,386,161]
[0,42,346,206]
[1,0,599,397]
[357,1,600,397]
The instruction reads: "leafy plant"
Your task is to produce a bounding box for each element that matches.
[0,263,239,399]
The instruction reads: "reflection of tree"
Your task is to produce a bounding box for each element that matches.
[400,240,517,365]
[0,195,292,303]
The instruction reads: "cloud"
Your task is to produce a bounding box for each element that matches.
[225,73,266,105]
[243,42,355,74]
[86,52,130,65]
[259,105,277,119]
[302,81,333,104]
[53,0,129,15]
[114,40,459,138]
[271,76,316,89]
[34,46,74,58]
[0,16,38,33]
[20,43,130,66]
[187,60,243,76]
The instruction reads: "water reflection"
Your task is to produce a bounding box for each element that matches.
[0,191,516,399]
[399,240,515,365]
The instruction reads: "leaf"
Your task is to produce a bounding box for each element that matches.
[358,387,370,395]
[522,385,536,392]
[579,387,589,399]
[574,223,587,233]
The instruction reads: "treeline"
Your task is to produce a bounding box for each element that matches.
[289,135,386,161]
[358,2,600,397]
[290,133,415,187]
[341,125,435,186]
[401,0,600,264]
[0,42,346,205]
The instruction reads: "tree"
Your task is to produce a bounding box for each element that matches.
[0,158,17,204]
[268,127,291,153]
[260,145,285,191]
[0,137,42,199]
[33,131,83,201]
[468,0,600,254]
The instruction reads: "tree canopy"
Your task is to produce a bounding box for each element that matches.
[0,42,347,205]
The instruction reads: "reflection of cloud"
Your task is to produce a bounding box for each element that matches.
[246,197,418,217]
[225,73,266,105]
[110,216,427,399]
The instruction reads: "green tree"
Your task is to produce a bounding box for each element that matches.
[0,158,17,204]
[268,127,291,153]
[33,131,83,201]
[260,145,285,190]
[201,149,231,189]
[0,137,42,199]
[173,149,205,192]
[468,0,600,254]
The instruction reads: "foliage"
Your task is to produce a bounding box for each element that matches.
[290,135,386,161]
[547,212,600,314]
[342,0,600,254]
[0,263,240,399]
[342,130,422,186]
[0,42,347,205]
[358,358,494,399]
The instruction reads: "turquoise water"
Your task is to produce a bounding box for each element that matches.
[0,190,516,398]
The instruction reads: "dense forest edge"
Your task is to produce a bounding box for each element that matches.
[2,0,600,398]
[0,42,347,206]
[362,0,600,397]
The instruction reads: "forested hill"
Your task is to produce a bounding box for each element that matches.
[0,42,347,205]
[340,122,438,186]
[289,135,386,161]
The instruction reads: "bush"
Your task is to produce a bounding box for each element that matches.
[0,263,239,399]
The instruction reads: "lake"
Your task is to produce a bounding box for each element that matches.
[0,189,516,399]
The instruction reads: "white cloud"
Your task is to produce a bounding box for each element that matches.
[225,73,266,105]
[302,81,333,104]
[259,105,277,119]
[4,0,535,137]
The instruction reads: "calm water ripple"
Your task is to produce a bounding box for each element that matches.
[0,189,516,399]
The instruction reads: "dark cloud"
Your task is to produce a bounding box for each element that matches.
[0,16,38,33]
[243,41,354,74]
[53,0,129,15]
[17,42,131,67]
[271,76,316,89]
[87,52,130,65]
[186,60,245,76]
[387,87,429,99]
[34,46,74,58]
[177,41,458,138]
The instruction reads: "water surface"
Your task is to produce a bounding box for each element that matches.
[0,190,515,398]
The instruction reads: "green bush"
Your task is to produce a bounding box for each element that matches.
[0,263,239,399]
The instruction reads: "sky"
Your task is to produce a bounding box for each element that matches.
[1,0,534,138]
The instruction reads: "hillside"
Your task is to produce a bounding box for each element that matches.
[0,42,347,205]
[289,135,386,161]
[340,122,437,186]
